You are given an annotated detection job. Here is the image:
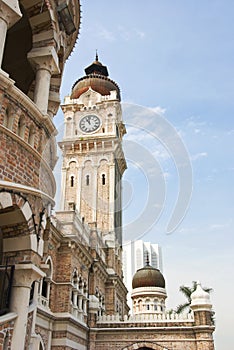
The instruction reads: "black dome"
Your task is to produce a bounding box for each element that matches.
[132,264,165,289]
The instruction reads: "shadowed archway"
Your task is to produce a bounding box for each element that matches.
[122,342,171,350]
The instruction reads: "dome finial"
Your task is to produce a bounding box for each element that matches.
[146,252,150,266]
[95,49,98,62]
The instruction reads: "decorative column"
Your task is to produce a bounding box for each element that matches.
[28,47,60,115]
[72,289,78,318]
[10,264,45,350]
[78,294,83,311]
[0,0,21,69]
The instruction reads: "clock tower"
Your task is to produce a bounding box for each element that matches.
[58,55,126,247]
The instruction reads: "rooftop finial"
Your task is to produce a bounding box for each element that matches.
[146,252,150,266]
[95,49,98,62]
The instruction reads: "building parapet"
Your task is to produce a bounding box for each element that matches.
[97,312,194,325]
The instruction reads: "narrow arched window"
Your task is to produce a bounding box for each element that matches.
[71,176,74,187]
[102,174,106,185]
[28,126,35,147]
[86,175,90,186]
[17,116,25,138]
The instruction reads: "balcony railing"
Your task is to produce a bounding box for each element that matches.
[0,264,15,316]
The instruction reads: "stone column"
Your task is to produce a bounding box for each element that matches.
[10,264,45,350]
[28,47,60,115]
[83,298,87,314]
[0,0,21,68]
[72,289,78,318]
[78,294,83,311]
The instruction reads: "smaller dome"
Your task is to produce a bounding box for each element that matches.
[191,282,212,308]
[132,264,165,289]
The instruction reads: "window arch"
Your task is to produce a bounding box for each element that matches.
[17,115,26,138]
[28,125,35,147]
[145,298,151,311]
[70,175,74,187]
[38,257,53,309]
[102,174,106,185]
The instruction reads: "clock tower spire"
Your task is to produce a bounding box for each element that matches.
[58,56,126,246]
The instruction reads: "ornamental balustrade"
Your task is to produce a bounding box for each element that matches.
[97,312,194,324]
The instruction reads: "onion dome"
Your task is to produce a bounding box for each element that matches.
[71,53,121,100]
[132,259,165,289]
[190,282,212,309]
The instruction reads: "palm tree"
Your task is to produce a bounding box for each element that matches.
[175,281,213,314]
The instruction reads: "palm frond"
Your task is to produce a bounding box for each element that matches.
[179,285,193,302]
[175,302,190,314]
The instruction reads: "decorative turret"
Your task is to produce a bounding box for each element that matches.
[190,281,214,327]
[191,281,212,311]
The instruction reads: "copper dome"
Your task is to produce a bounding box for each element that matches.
[132,264,165,289]
[71,55,121,100]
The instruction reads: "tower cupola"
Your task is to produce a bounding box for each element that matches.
[71,54,121,100]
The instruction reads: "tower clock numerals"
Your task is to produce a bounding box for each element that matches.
[79,114,101,133]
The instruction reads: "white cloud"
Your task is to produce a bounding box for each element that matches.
[150,106,166,115]
[135,29,145,39]
[117,26,132,41]
[208,221,232,231]
[191,152,208,161]
[97,27,115,41]
[227,129,234,135]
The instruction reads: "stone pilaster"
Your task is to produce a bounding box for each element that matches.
[28,47,60,115]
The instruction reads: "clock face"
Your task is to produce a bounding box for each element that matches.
[79,114,101,133]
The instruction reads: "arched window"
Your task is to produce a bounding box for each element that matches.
[102,174,106,185]
[17,116,25,138]
[70,176,74,187]
[3,108,8,127]
[38,258,52,309]
[145,298,150,311]
[28,125,35,147]
[86,175,90,186]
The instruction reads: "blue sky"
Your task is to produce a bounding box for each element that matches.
[54,1,234,348]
